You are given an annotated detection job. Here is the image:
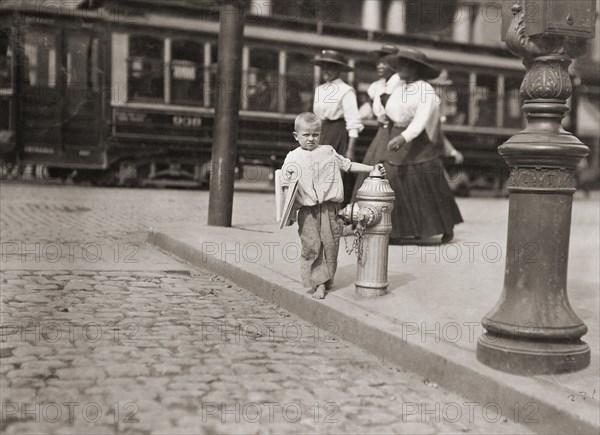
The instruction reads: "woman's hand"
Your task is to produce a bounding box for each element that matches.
[450,149,464,164]
[387,135,406,151]
[377,114,389,125]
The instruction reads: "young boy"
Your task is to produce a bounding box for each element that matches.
[281,112,385,299]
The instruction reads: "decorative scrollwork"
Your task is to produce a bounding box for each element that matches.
[505,1,588,60]
[505,0,543,58]
[520,57,572,100]
[508,167,576,189]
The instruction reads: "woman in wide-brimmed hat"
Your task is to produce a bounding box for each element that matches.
[365,44,401,118]
[311,49,364,205]
[380,48,463,244]
[352,44,403,201]
[311,49,354,72]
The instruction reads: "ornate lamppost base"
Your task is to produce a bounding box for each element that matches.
[477,335,590,375]
[475,0,597,376]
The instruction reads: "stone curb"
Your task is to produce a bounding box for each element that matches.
[148,228,599,435]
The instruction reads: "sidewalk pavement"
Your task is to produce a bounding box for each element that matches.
[149,190,600,435]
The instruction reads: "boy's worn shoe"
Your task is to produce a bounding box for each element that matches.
[441,231,454,244]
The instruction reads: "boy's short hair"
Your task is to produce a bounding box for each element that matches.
[295,112,321,132]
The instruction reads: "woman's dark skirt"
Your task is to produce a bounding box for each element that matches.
[321,118,348,155]
[384,158,463,239]
[352,124,391,200]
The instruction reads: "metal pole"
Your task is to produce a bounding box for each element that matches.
[476,0,594,375]
[208,0,247,226]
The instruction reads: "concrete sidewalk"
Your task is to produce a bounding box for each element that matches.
[149,193,600,434]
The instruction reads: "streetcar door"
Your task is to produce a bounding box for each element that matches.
[20,29,62,157]
[62,29,103,154]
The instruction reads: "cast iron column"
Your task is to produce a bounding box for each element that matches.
[477,1,592,374]
[208,0,247,226]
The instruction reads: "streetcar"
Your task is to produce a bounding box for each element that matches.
[0,0,597,190]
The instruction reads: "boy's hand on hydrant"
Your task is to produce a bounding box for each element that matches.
[375,163,386,177]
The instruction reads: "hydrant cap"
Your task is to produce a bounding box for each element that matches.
[357,172,395,201]
[369,166,384,179]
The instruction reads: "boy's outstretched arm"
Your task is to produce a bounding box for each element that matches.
[349,162,386,176]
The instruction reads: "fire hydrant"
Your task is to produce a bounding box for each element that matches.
[338,166,395,297]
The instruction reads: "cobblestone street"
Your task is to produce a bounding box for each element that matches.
[1,184,534,434]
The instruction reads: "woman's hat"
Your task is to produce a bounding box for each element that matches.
[368,44,399,61]
[429,69,453,86]
[311,50,354,72]
[382,48,440,80]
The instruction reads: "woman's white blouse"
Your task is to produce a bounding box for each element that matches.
[385,80,441,143]
[313,78,364,138]
[368,74,401,118]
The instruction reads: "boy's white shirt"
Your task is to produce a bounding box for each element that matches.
[281,145,352,206]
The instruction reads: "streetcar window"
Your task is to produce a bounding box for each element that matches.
[247,48,278,112]
[66,34,89,89]
[0,100,8,130]
[0,29,11,89]
[24,31,57,88]
[444,71,469,126]
[503,76,523,128]
[90,38,101,92]
[171,40,203,105]
[208,43,218,107]
[473,74,497,127]
[285,51,314,113]
[128,35,164,100]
